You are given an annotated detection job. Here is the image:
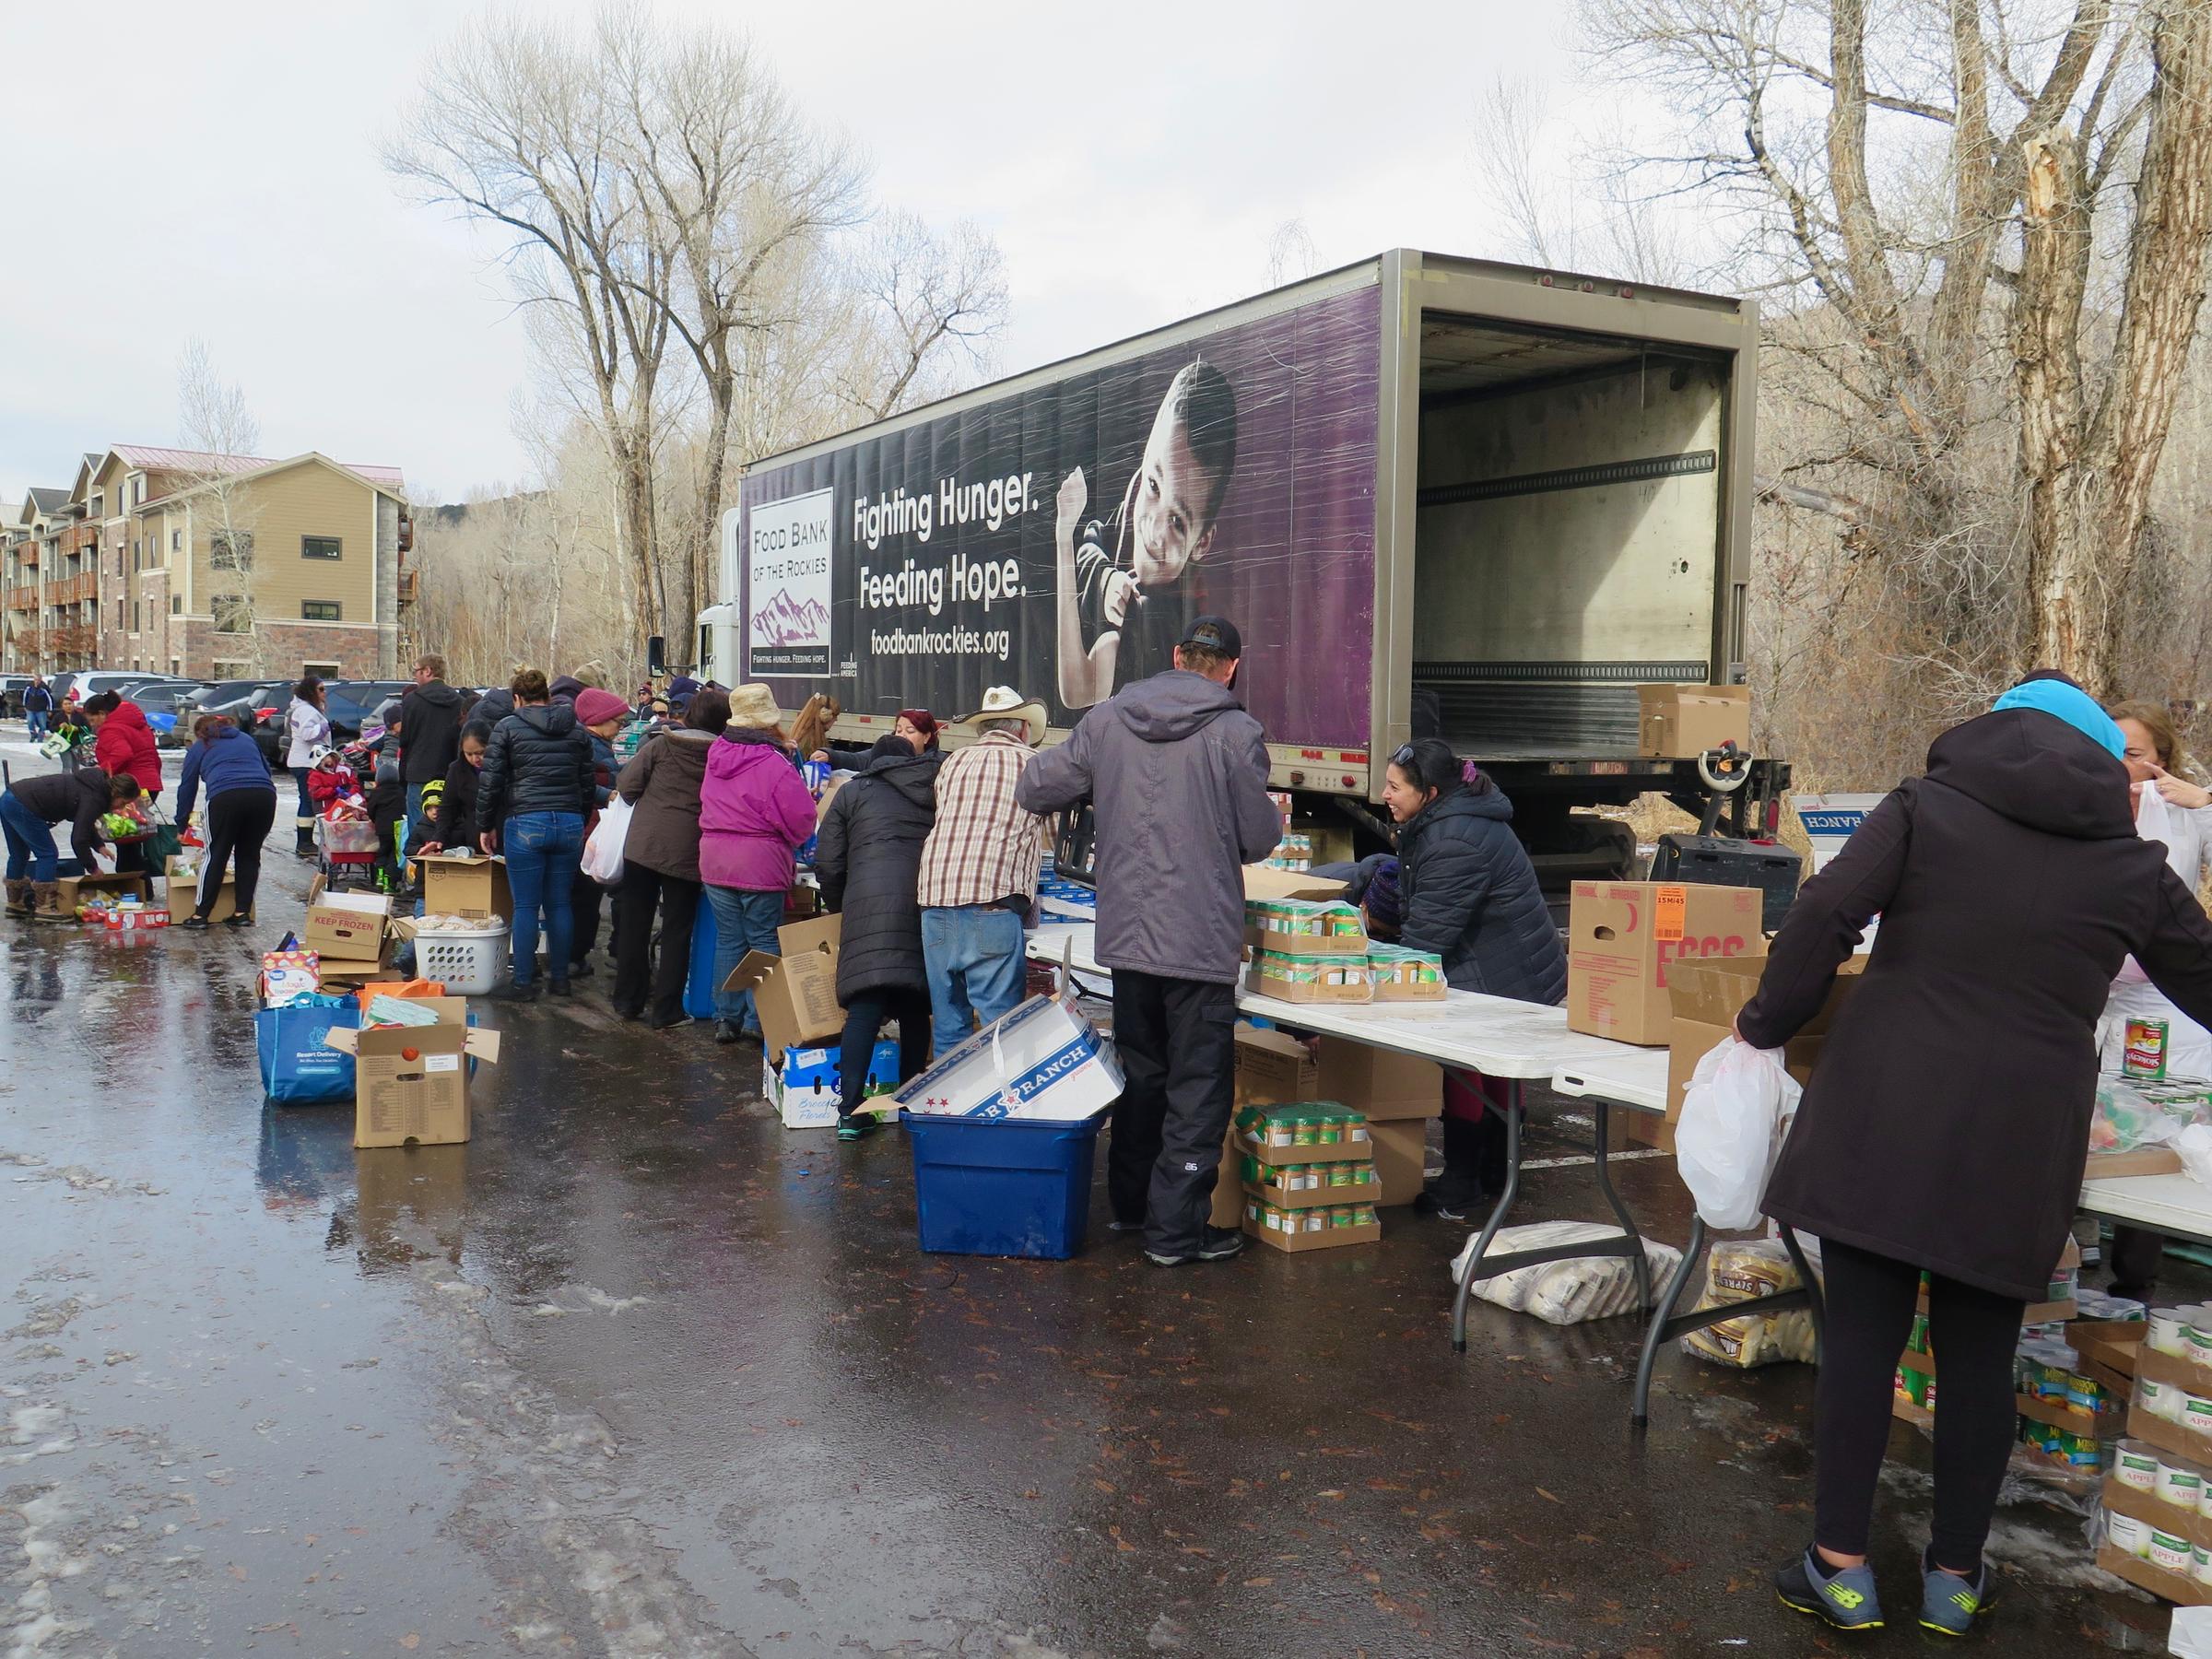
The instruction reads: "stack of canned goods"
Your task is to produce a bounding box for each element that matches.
[2105,1436,2212,1583]
[1240,1156,1380,1194]
[1234,1103,1373,1151]
[1241,1194,1379,1233]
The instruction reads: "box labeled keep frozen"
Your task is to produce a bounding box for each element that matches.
[896,994,1122,1123]
[303,875,392,959]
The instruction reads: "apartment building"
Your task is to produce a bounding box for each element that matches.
[3,446,415,678]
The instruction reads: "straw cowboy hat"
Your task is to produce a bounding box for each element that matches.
[727,683,783,731]
[959,686,1047,744]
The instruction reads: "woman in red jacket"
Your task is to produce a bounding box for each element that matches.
[85,693,164,874]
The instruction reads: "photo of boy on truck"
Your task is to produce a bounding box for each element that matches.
[1053,358,1239,710]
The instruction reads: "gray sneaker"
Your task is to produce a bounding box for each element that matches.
[1919,1547,1993,1636]
[1146,1226,1246,1267]
[1774,1547,1883,1630]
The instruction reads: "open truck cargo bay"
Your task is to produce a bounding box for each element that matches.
[704,250,1780,866]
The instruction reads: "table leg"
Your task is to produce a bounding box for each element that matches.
[1589,1100,1652,1315]
[1451,1080,1524,1354]
[1634,1218,1706,1428]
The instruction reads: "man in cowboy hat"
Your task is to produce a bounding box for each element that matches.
[915,687,1053,1052]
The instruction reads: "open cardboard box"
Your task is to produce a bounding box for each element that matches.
[1637,683,1752,759]
[1640,954,1865,1150]
[1241,865,1346,904]
[415,851,512,924]
[324,999,500,1149]
[1241,1197,1381,1253]
[61,869,154,913]
[720,913,843,1063]
[1213,1028,1440,1223]
[304,875,392,959]
[160,852,231,924]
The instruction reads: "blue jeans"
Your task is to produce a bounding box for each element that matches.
[921,906,1029,1053]
[1,792,58,882]
[25,710,46,741]
[706,885,785,1030]
[405,782,429,852]
[503,811,584,988]
[289,766,314,827]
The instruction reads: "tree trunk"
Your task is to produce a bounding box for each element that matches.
[2088,0,2212,682]
[2016,129,2098,683]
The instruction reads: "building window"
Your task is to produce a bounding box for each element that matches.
[171,596,182,614]
[132,602,141,631]
[170,659,181,675]
[301,600,341,621]
[171,530,181,551]
[304,660,340,679]
[211,530,253,571]
[301,535,342,560]
[213,595,253,635]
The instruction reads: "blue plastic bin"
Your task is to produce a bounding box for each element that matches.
[901,1111,1106,1260]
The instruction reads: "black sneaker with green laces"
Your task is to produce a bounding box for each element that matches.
[1775,1547,1883,1630]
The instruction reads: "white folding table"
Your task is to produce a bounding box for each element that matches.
[2079,1173,2212,1244]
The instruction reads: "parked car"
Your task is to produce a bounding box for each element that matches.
[0,675,31,718]
[122,683,200,746]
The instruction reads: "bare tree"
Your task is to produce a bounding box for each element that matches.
[1583,0,2212,695]
[176,338,267,674]
[1265,218,1321,287]
[612,18,867,639]
[842,213,1008,421]
[385,10,677,643]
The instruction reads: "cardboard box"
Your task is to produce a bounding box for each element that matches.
[61,871,153,914]
[303,876,391,959]
[417,852,512,923]
[1235,1025,1319,1106]
[1644,955,1868,1145]
[163,853,234,924]
[1369,946,1448,1001]
[896,994,1123,1122]
[2098,1541,2212,1606]
[1241,1200,1382,1253]
[2088,1147,2187,1179]
[1315,1040,1441,1120]
[1246,900,1368,957]
[720,913,844,1062]
[324,1000,501,1149]
[2071,1320,2146,1380]
[1248,951,1374,1005]
[1243,1164,1382,1210]
[1241,865,1346,904]
[1638,684,1752,759]
[764,1040,900,1130]
[314,947,395,989]
[1366,1118,1429,1206]
[1567,880,1767,1045]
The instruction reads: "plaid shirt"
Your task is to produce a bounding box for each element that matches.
[917,730,1046,909]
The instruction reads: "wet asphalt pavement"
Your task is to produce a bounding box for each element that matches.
[0,745,2190,1656]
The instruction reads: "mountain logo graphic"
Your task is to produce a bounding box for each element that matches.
[750,588,830,644]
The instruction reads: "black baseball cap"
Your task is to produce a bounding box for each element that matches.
[1177,615,1242,659]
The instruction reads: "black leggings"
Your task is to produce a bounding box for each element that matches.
[838,986,931,1113]
[202,788,276,918]
[1815,1237,2026,1571]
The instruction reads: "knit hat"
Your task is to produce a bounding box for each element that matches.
[573,688,629,728]
[1993,675,2125,759]
[1363,858,1403,936]
[548,675,584,703]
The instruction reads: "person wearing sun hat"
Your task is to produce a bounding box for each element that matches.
[915,687,1053,1053]
[700,683,819,1042]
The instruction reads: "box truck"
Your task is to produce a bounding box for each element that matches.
[679,249,1788,883]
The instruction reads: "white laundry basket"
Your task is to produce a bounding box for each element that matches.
[414,923,510,996]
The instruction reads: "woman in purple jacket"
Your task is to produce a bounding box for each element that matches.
[700,685,820,1043]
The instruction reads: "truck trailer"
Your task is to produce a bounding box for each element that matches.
[690,249,1786,883]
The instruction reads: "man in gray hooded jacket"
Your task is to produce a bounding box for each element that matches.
[1018,616,1282,1266]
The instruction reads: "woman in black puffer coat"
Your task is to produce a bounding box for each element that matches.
[815,733,943,1140]
[1387,739,1566,1218]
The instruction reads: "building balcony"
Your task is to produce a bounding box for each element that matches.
[5,590,35,614]
[396,567,419,606]
[49,571,100,604]
[59,524,99,554]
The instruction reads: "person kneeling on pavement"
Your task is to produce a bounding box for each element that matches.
[3,765,129,922]
[1382,739,1565,1218]
[1017,616,1281,1268]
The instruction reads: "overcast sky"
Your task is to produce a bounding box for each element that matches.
[1,1,1565,505]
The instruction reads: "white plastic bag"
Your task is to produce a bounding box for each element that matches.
[580,796,632,885]
[1675,1036,1802,1230]
[1449,1221,1683,1324]
[2178,1123,2212,1190]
